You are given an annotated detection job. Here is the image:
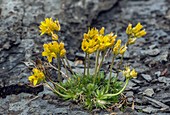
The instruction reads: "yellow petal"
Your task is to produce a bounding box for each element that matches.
[99,27,105,35]
[33,79,38,86]
[132,22,143,33]
[52,33,58,40]
[126,23,132,35]
[119,45,127,55]
[135,29,146,38]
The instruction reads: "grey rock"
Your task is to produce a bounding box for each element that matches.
[140,49,160,56]
[143,88,154,97]
[142,106,159,114]
[126,81,137,90]
[158,77,170,84]
[141,74,152,82]
[155,71,161,77]
[154,51,169,63]
[144,96,169,109]
[126,91,134,102]
[132,79,144,84]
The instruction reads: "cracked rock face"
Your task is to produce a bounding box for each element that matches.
[0,0,170,114]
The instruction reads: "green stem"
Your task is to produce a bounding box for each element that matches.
[61,58,69,78]
[118,54,124,69]
[94,50,100,76]
[93,50,100,84]
[44,80,67,98]
[106,55,116,92]
[57,55,61,82]
[104,79,129,97]
[84,53,87,76]
[49,63,68,78]
[97,50,107,74]
[64,56,74,75]
[87,54,90,76]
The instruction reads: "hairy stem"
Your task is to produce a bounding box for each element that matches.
[84,53,87,76]
[57,55,61,82]
[64,56,74,75]
[97,50,107,74]
[44,80,67,98]
[106,55,116,92]
[104,79,129,97]
[61,58,69,78]
[87,54,90,76]
[94,50,100,83]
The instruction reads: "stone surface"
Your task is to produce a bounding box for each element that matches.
[143,88,155,97]
[0,0,170,114]
[141,74,152,82]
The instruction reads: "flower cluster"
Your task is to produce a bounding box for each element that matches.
[39,18,66,62]
[39,18,60,40]
[42,41,66,62]
[126,22,146,45]
[28,68,45,86]
[122,66,138,79]
[81,27,117,54]
[27,18,147,110]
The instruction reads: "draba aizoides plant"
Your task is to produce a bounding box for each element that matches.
[28,17,146,110]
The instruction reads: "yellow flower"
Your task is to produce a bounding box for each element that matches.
[126,22,146,40]
[88,28,99,38]
[126,23,132,35]
[130,69,138,78]
[42,41,66,62]
[132,23,143,33]
[39,18,60,36]
[122,66,137,79]
[135,29,147,38]
[28,68,45,86]
[127,38,137,45]
[81,28,99,54]
[119,45,127,55]
[112,39,121,55]
[99,27,105,35]
[42,44,56,62]
[82,27,117,53]
[51,32,59,40]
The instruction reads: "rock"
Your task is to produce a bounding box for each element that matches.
[144,96,169,110]
[143,88,154,97]
[142,106,159,114]
[126,91,134,102]
[158,77,170,84]
[155,71,161,77]
[140,49,160,56]
[132,79,144,84]
[135,105,145,110]
[126,81,137,90]
[149,44,157,49]
[141,74,152,82]
[154,51,169,63]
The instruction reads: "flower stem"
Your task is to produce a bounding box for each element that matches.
[87,54,90,76]
[61,58,69,78]
[44,80,67,98]
[49,63,68,78]
[118,54,124,69]
[64,56,74,75]
[97,50,107,74]
[84,53,87,76]
[104,78,129,97]
[57,55,61,82]
[94,50,100,75]
[106,55,116,92]
[94,50,100,84]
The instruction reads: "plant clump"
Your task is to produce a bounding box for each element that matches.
[27,17,146,110]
